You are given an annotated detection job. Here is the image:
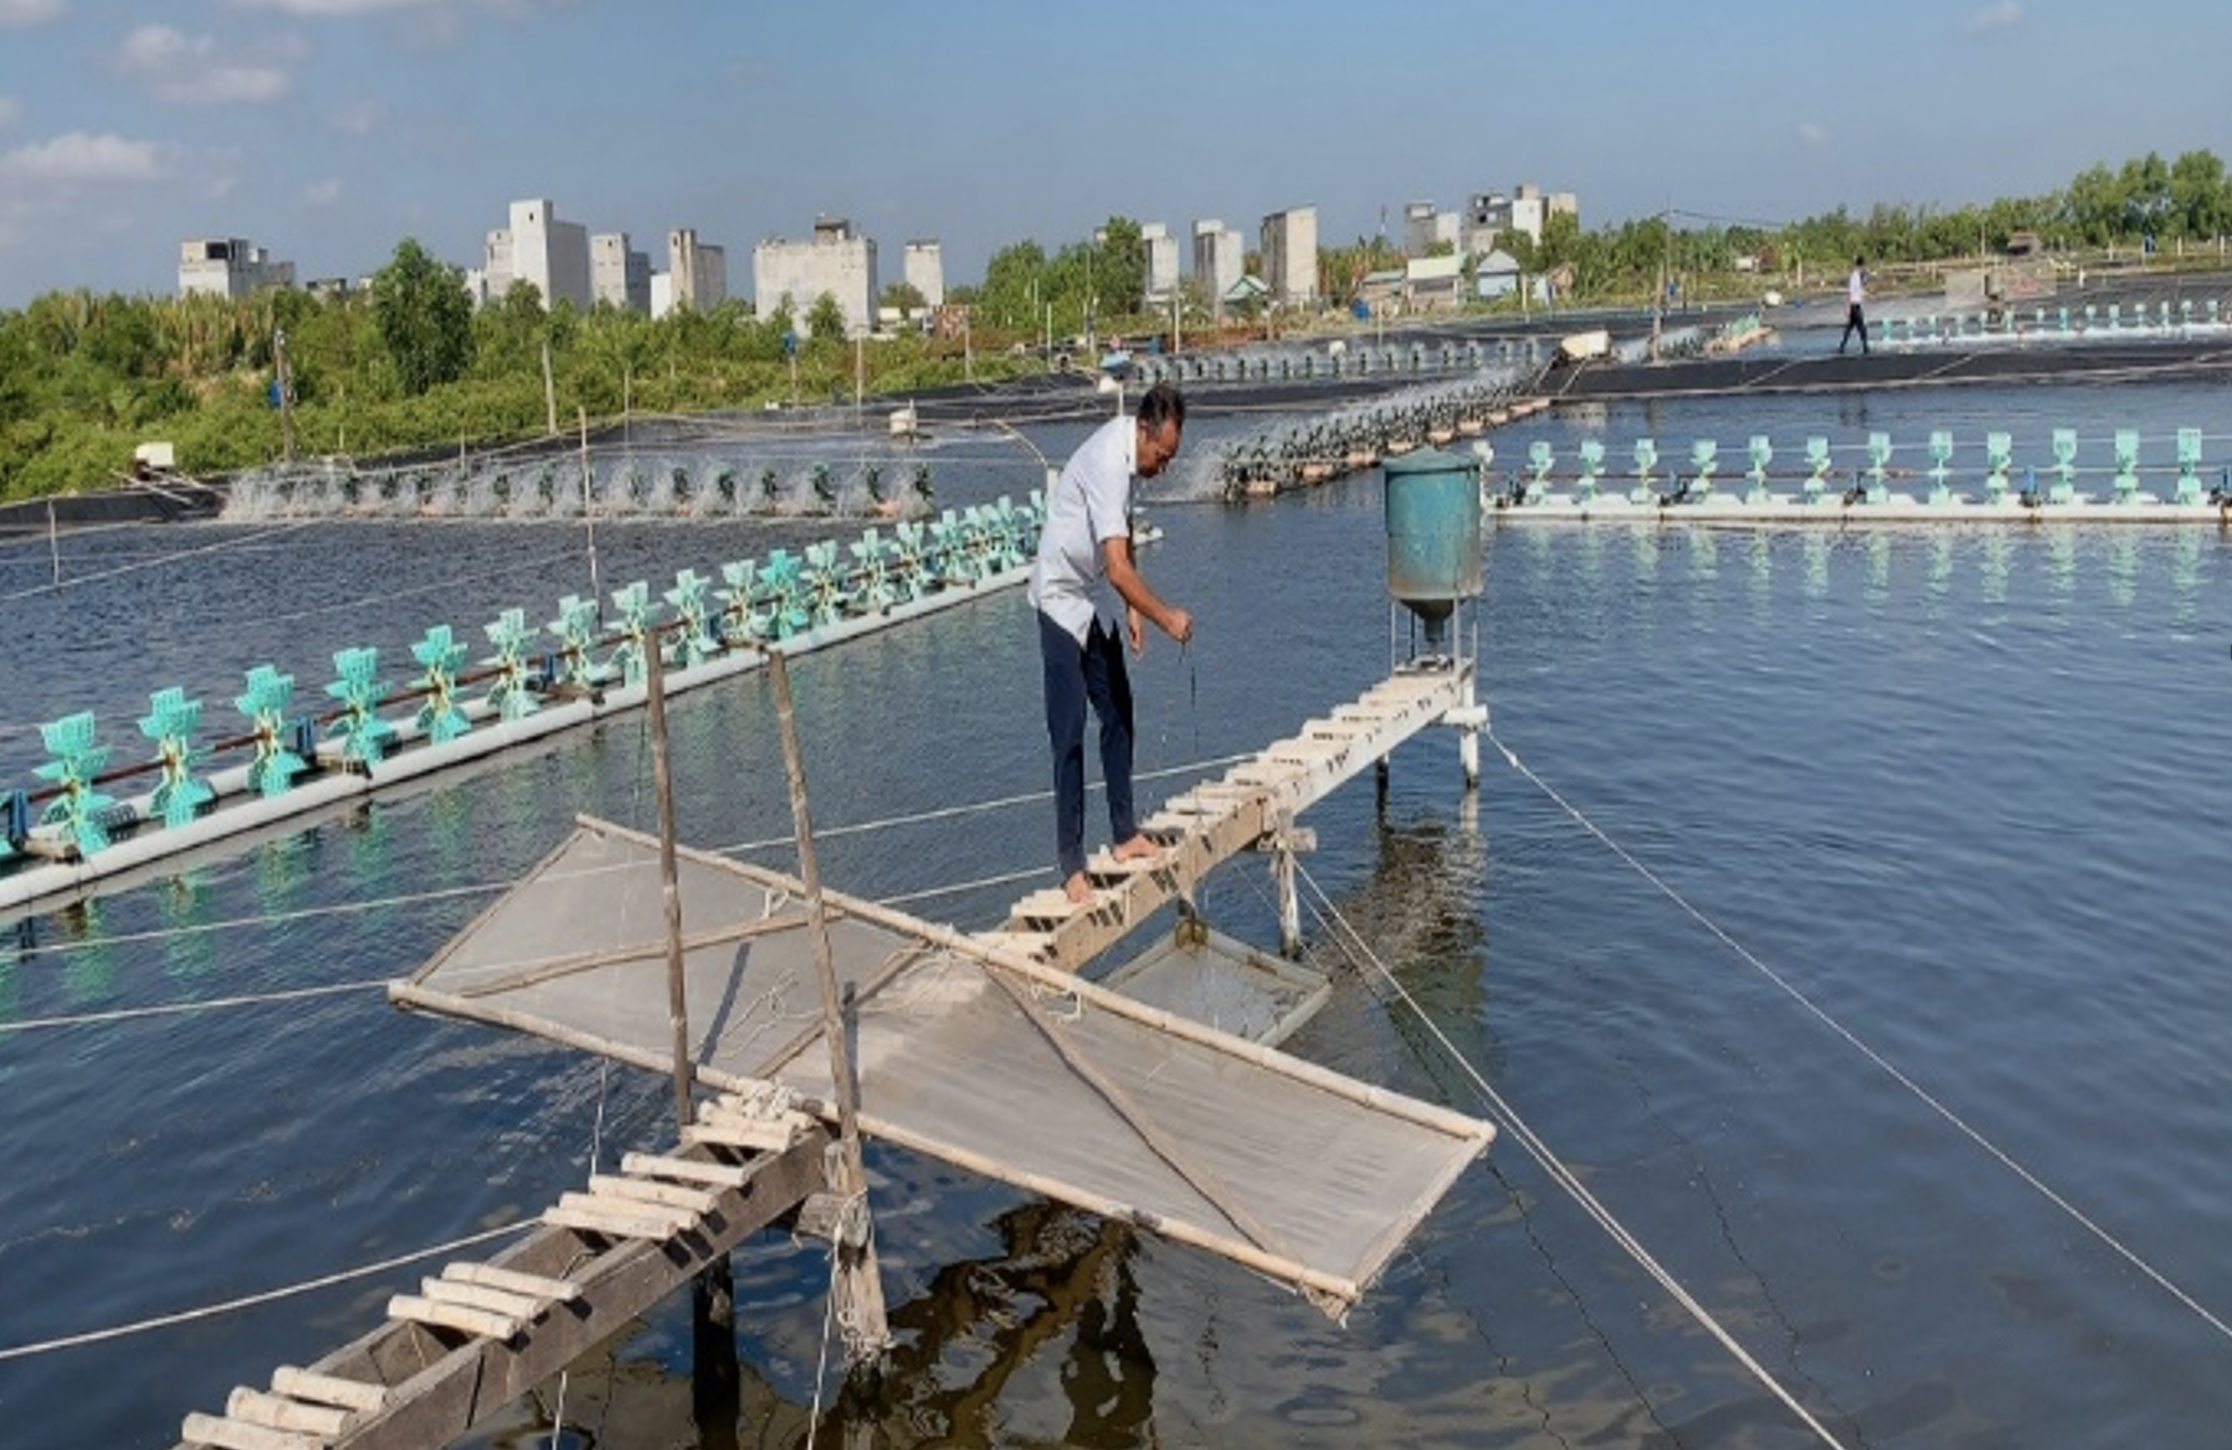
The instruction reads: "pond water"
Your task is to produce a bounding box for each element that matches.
[3,380,2230,1449]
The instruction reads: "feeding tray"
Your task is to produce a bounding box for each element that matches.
[1101,925,1330,1048]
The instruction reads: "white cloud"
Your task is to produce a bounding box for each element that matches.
[0,96,21,128]
[328,98,388,135]
[233,0,443,13]
[1964,2,2022,35]
[0,0,67,30]
[114,23,296,105]
[0,131,163,182]
[1798,122,1829,147]
[231,0,579,14]
[304,177,342,205]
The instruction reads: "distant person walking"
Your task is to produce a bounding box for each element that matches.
[1839,256,1869,355]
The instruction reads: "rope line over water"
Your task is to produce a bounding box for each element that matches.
[0,1221,529,1364]
[1481,726,2232,1350]
[1290,855,1857,1450]
[0,520,319,605]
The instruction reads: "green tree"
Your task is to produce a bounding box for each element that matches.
[2169,149,2231,240]
[372,238,473,396]
[806,291,847,340]
[881,280,928,312]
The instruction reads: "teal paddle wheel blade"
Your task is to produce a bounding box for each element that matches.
[137,687,215,830]
[235,665,309,798]
[325,647,396,765]
[34,711,116,856]
[759,549,809,638]
[930,510,975,585]
[800,540,847,627]
[410,625,473,745]
[717,559,767,647]
[890,522,928,603]
[664,568,717,668]
[609,581,660,687]
[850,528,896,613]
[546,595,604,690]
[481,607,542,721]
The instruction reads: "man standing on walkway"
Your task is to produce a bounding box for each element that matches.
[1839,256,1870,355]
[1030,383,1195,904]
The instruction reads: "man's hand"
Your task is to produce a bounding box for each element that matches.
[1127,605,1147,658]
[1165,607,1193,646]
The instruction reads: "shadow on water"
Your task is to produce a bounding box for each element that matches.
[470,1203,1159,1450]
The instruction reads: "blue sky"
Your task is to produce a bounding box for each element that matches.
[0,0,2221,309]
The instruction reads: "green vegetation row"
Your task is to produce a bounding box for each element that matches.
[3,150,2227,503]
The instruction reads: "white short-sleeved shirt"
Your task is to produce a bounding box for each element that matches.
[1030,413,1136,644]
[1848,268,1866,305]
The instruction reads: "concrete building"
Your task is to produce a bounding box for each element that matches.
[483,199,591,311]
[1467,184,1579,253]
[591,232,652,313]
[178,238,294,298]
[753,217,878,337]
[902,240,945,307]
[667,228,728,314]
[1401,204,1460,258]
[1140,222,1180,303]
[1259,205,1318,308]
[649,272,674,319]
[1192,219,1243,314]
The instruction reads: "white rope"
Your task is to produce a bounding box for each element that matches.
[802,1214,846,1450]
[258,548,586,629]
[0,1220,529,1363]
[1290,856,1855,1450]
[1,752,1250,1033]
[0,520,320,605]
[707,751,1253,857]
[4,878,511,960]
[0,978,386,1034]
[875,864,1043,909]
[1483,726,2232,1347]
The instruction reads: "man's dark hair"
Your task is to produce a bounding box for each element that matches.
[1136,382,1186,433]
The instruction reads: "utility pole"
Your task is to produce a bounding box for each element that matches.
[853,332,864,426]
[964,307,974,381]
[275,328,295,464]
[542,337,558,436]
[578,407,602,620]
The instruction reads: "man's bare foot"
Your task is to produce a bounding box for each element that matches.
[1111,834,1163,863]
[1062,871,1093,904]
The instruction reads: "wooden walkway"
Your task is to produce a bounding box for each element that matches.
[174,1094,829,1450]
[180,664,1488,1450]
[986,664,1473,973]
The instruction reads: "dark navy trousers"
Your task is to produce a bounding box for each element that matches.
[1037,610,1137,881]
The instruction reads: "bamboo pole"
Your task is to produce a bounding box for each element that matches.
[643,643,695,1136]
[453,910,814,1000]
[767,651,866,1173]
[765,648,888,1356]
[986,968,1289,1257]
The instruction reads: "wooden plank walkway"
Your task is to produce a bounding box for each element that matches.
[989,663,1473,973]
[183,664,1489,1450]
[175,1095,830,1450]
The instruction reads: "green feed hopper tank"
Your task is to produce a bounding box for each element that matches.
[1383,448,1483,654]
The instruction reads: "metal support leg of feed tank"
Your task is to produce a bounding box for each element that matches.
[1269,810,1315,959]
[1450,672,1485,789]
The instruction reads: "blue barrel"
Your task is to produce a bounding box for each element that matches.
[1383,449,1483,629]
